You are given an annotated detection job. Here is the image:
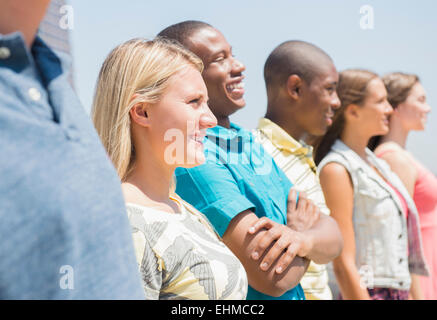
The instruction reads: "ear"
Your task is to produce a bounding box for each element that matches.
[344,103,361,121]
[286,74,302,101]
[129,102,151,128]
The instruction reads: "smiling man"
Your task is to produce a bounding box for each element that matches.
[158,21,343,300]
[256,41,342,299]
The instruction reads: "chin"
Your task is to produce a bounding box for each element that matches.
[379,127,390,135]
[226,98,246,114]
[183,150,206,168]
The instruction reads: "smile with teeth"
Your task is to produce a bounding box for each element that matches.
[226,81,245,93]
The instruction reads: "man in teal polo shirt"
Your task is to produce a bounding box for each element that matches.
[158,21,343,300]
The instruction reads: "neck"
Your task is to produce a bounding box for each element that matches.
[0,0,50,48]
[126,151,175,204]
[340,124,372,160]
[265,105,306,141]
[380,116,409,148]
[217,116,231,129]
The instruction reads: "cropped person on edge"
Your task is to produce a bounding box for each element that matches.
[369,72,436,299]
[158,21,343,300]
[256,40,343,300]
[0,0,144,298]
[314,69,429,300]
[91,38,250,300]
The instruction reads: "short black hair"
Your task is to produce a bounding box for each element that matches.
[157,20,212,47]
[264,40,333,90]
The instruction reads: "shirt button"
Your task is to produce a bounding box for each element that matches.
[398,234,402,239]
[0,47,11,59]
[28,88,41,101]
[399,258,403,264]
[399,281,404,286]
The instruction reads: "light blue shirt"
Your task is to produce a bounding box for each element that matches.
[175,123,305,300]
[0,32,145,299]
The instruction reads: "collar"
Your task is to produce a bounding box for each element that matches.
[258,118,313,156]
[207,122,249,139]
[0,31,62,86]
[258,118,316,172]
[331,139,406,213]
[0,32,33,73]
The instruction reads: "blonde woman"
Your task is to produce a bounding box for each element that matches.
[91,38,249,299]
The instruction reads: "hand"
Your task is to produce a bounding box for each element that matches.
[248,217,312,274]
[287,188,321,232]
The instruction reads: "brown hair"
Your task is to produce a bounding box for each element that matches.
[383,72,419,109]
[314,69,378,165]
[367,72,419,150]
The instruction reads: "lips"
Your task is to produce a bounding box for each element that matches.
[189,132,206,146]
[325,113,334,125]
[226,77,245,99]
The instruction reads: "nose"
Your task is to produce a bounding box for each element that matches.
[231,57,245,75]
[331,91,341,110]
[385,100,393,115]
[199,103,217,129]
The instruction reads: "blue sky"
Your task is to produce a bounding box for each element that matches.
[70,0,437,172]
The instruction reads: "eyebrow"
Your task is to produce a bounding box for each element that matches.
[325,81,338,86]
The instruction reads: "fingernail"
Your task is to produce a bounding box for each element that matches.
[252,252,259,260]
[261,262,268,270]
[276,266,283,274]
[249,227,255,233]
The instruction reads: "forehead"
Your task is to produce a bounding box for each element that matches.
[409,82,425,96]
[188,27,230,61]
[366,77,386,98]
[310,62,338,86]
[165,66,207,96]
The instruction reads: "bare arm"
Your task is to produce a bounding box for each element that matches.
[320,162,371,300]
[222,210,309,297]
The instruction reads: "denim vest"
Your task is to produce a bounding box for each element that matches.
[318,140,429,290]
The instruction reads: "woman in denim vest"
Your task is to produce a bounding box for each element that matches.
[314,69,428,300]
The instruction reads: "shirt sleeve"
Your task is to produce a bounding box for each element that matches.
[175,164,256,237]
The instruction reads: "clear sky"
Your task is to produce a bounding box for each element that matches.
[70,0,437,172]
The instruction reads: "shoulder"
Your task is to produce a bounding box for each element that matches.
[374,141,401,154]
[319,162,351,181]
[375,143,415,171]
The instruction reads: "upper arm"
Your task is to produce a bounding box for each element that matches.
[319,163,356,268]
[222,210,309,297]
[379,151,417,197]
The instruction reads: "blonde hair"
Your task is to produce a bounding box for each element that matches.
[91,37,203,181]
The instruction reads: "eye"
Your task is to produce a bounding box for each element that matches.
[189,98,200,105]
[326,87,335,94]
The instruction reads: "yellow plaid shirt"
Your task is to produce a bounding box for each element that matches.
[256,118,332,300]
